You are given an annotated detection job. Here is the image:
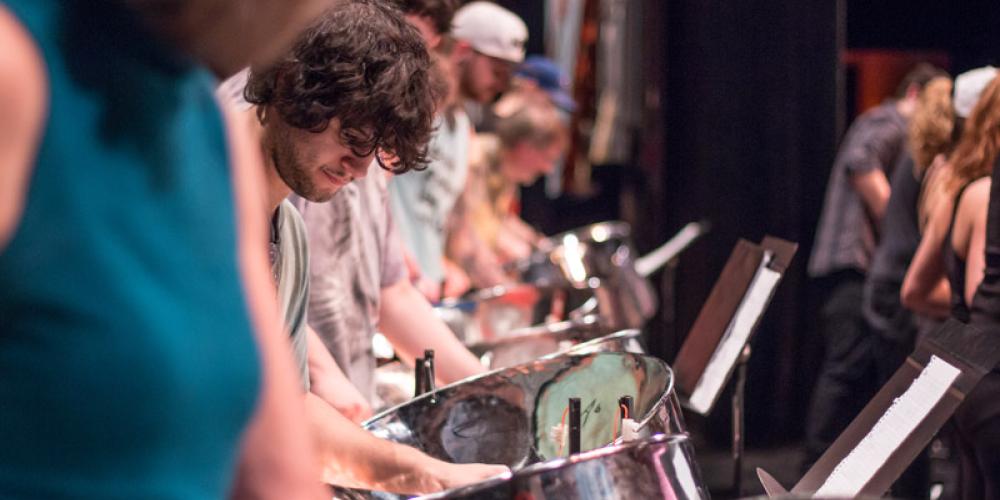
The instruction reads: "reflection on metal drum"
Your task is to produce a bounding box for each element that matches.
[416,434,709,500]
[346,352,688,500]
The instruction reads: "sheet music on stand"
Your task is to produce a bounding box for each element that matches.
[686,251,779,414]
[634,221,709,278]
[757,319,1000,498]
[673,236,797,416]
[816,355,960,497]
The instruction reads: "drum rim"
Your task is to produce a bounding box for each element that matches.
[414,433,692,499]
[559,328,642,353]
[465,315,601,352]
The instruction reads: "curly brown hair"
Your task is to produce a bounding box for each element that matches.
[244,0,439,173]
[947,75,1000,195]
[393,0,459,35]
[908,76,955,174]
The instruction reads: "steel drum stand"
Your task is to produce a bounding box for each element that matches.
[731,344,751,497]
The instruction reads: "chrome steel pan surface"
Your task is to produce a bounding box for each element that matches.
[416,434,709,500]
[512,221,656,330]
[339,352,687,500]
[363,352,682,466]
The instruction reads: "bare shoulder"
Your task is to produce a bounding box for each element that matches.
[963,177,992,207]
[957,177,992,225]
[0,6,48,248]
[953,177,992,251]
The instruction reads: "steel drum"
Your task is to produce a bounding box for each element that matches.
[434,284,550,346]
[467,315,602,369]
[348,353,687,500]
[556,329,645,357]
[416,434,709,500]
[512,221,656,331]
[344,353,688,500]
[473,323,644,369]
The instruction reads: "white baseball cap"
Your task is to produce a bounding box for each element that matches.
[954,66,998,118]
[452,1,528,64]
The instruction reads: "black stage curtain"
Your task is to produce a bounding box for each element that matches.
[651,0,841,445]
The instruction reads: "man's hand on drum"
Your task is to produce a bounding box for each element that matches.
[432,462,511,492]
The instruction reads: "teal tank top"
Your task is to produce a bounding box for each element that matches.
[0,2,260,498]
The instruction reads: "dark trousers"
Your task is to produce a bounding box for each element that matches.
[953,371,1000,500]
[804,271,879,469]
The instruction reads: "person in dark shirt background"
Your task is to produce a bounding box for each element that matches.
[803,63,945,470]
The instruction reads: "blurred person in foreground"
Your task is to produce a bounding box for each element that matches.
[389,1,527,300]
[0,0,330,498]
[236,2,506,493]
[803,63,945,470]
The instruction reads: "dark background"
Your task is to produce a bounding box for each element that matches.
[498,0,1000,446]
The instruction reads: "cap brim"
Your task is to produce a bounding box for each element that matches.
[474,45,524,64]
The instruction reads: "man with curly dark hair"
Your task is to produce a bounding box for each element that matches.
[289,0,486,421]
[244,2,438,181]
[224,1,506,493]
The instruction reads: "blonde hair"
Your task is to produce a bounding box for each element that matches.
[908,76,955,175]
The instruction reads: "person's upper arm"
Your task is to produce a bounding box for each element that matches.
[850,168,892,223]
[839,115,902,176]
[0,7,47,249]
[839,114,902,222]
[901,200,951,316]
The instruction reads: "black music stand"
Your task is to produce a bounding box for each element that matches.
[758,319,1000,497]
[673,236,797,496]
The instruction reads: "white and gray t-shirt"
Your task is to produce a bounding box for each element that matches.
[292,164,406,400]
[388,111,472,282]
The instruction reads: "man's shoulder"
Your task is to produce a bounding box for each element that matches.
[278,199,308,245]
[854,101,904,128]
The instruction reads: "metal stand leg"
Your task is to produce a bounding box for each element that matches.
[732,345,752,497]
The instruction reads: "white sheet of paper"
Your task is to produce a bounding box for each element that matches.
[815,355,961,497]
[635,222,705,278]
[686,253,780,414]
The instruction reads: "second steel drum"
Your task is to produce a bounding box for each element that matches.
[512,221,657,331]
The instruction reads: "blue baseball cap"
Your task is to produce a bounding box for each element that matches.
[515,56,577,113]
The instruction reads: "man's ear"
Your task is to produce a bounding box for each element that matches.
[906,83,921,101]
